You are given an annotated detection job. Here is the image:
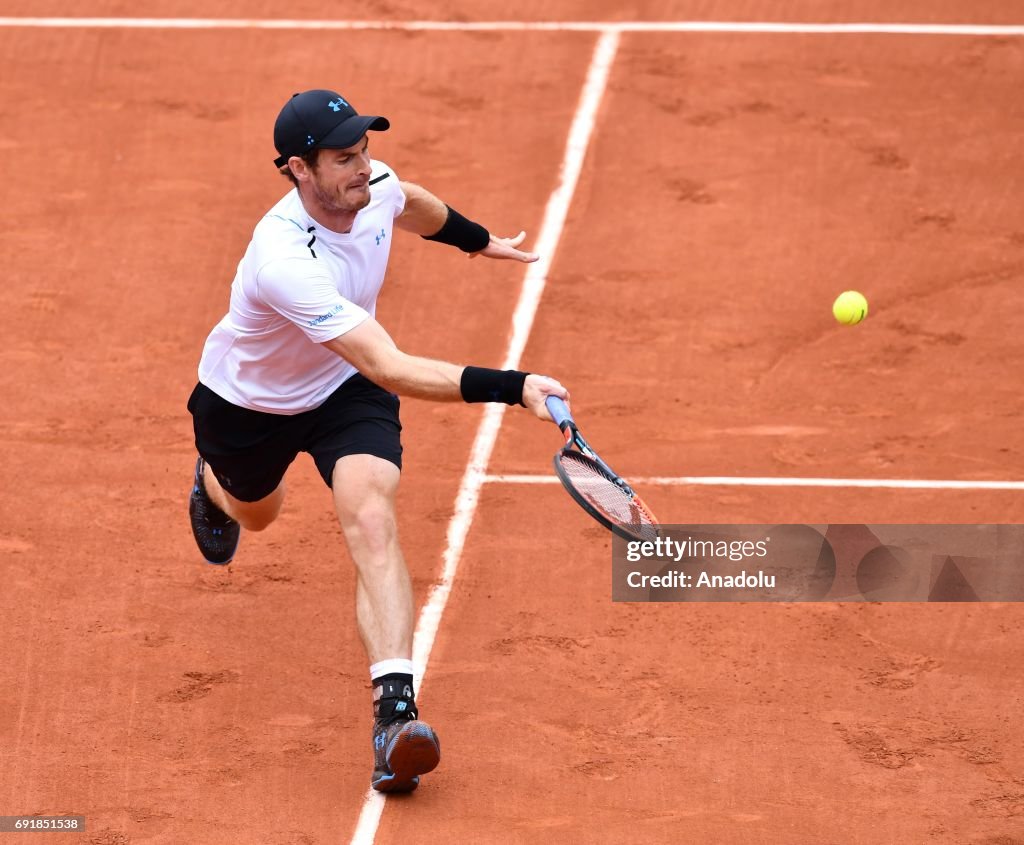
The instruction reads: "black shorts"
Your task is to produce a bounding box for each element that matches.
[187,375,402,502]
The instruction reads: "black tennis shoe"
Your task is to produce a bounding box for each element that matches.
[188,457,240,565]
[371,718,441,793]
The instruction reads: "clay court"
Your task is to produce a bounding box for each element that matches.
[2,2,1023,843]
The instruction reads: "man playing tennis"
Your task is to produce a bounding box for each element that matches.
[186,89,568,793]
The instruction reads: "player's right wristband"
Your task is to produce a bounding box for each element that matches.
[422,206,490,253]
[460,367,529,406]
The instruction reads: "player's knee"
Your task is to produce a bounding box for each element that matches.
[340,503,397,558]
[237,511,276,532]
[233,494,283,532]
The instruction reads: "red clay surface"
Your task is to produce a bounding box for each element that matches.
[1,6,1023,845]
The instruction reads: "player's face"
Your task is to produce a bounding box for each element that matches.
[308,136,373,213]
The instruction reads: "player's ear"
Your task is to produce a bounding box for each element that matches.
[288,156,312,183]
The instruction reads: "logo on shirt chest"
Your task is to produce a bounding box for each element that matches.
[374,228,386,246]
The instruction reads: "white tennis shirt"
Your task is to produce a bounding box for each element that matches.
[198,160,406,414]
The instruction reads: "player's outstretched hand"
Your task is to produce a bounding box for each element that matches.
[522,375,569,421]
[469,231,539,263]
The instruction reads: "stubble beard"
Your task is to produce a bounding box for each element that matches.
[311,175,371,215]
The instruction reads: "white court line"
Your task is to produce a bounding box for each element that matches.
[1,17,1024,35]
[347,28,620,845]
[486,474,1024,490]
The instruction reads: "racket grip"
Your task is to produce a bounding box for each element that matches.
[545,395,574,430]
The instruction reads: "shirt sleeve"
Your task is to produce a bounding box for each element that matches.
[372,160,406,219]
[392,175,407,219]
[256,256,370,344]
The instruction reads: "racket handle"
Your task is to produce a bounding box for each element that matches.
[545,395,574,430]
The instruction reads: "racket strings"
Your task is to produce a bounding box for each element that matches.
[557,451,658,541]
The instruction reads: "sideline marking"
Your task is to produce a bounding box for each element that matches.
[347,28,620,845]
[1,18,1024,35]
[485,475,1024,490]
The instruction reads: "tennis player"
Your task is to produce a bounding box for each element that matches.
[186,89,568,793]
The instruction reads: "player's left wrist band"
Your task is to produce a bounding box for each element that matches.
[460,367,529,406]
[422,206,490,253]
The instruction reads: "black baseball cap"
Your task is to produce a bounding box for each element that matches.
[273,89,389,168]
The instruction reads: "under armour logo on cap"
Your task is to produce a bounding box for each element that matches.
[328,97,349,112]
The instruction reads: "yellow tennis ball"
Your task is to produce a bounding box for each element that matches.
[832,290,868,325]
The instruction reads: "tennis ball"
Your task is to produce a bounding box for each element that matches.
[832,290,868,325]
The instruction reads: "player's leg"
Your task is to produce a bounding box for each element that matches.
[186,383,299,564]
[202,464,285,532]
[331,454,439,793]
[331,455,412,660]
[307,374,439,792]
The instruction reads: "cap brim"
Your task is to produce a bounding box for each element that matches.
[318,115,390,150]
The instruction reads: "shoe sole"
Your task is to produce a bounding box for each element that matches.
[372,723,441,793]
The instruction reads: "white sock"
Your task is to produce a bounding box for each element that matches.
[370,658,415,682]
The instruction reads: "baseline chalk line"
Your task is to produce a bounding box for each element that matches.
[1,18,1023,36]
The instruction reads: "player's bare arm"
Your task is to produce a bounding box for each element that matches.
[396,180,539,263]
[322,318,566,418]
[322,319,461,399]
[393,181,448,235]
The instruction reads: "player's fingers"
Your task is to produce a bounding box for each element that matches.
[471,247,538,262]
[541,377,569,398]
[506,230,527,248]
[538,387,569,421]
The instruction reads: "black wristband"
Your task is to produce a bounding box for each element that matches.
[460,367,529,406]
[422,206,490,253]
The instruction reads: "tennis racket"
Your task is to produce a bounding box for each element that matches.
[545,396,660,542]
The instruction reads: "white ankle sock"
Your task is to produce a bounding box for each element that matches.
[370,658,415,681]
